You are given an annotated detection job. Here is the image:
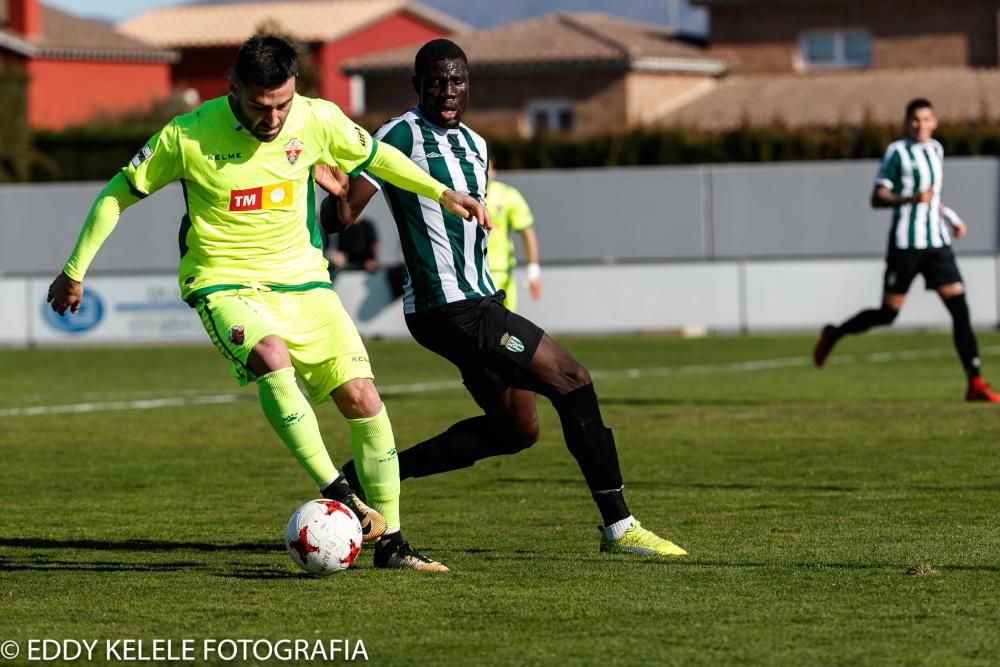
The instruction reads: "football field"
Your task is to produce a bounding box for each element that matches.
[2,331,999,665]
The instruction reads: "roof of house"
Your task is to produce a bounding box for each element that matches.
[342,12,727,75]
[0,5,177,62]
[690,0,830,5]
[117,0,469,48]
[658,67,1000,129]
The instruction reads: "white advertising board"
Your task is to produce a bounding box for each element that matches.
[0,279,28,345]
[29,276,206,345]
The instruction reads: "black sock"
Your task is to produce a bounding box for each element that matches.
[397,416,502,479]
[943,294,981,380]
[320,475,352,501]
[552,384,630,526]
[837,305,898,336]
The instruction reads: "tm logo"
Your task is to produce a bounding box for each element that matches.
[41,288,104,334]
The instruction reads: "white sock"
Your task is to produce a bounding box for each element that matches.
[604,515,635,541]
[384,528,400,536]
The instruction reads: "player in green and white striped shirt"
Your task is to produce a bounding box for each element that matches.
[319,39,686,557]
[814,98,1000,402]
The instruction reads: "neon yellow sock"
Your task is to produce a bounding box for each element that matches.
[347,405,401,530]
[257,368,337,487]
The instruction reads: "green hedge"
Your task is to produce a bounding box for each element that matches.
[0,63,30,182]
[20,120,1000,182]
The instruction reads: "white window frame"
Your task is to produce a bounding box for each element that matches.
[349,75,366,115]
[798,30,871,70]
[525,100,574,136]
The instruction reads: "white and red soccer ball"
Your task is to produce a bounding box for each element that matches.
[285,499,363,575]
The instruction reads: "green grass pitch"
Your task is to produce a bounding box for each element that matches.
[2,331,999,665]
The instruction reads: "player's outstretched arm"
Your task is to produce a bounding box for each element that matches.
[48,172,142,314]
[365,142,491,230]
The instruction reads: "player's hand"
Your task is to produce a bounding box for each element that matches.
[528,278,542,300]
[912,189,934,204]
[314,164,349,198]
[951,220,968,239]
[440,189,491,230]
[47,272,83,315]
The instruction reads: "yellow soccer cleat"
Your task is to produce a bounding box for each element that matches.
[374,535,450,572]
[599,521,688,557]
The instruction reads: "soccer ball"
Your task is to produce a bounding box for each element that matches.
[284,499,363,575]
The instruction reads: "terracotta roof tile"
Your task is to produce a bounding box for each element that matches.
[118,0,468,48]
[659,67,1000,129]
[0,5,176,62]
[343,12,727,74]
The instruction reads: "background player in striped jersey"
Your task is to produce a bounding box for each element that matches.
[813,98,1000,402]
[486,159,542,312]
[317,39,686,557]
[46,35,489,571]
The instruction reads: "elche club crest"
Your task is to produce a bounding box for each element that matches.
[284,138,304,165]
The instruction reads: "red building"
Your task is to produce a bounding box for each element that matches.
[118,0,468,113]
[0,0,177,129]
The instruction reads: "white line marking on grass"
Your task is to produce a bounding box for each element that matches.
[4,345,998,418]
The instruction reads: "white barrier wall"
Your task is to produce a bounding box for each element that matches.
[2,258,997,347]
[0,279,28,344]
[25,276,205,345]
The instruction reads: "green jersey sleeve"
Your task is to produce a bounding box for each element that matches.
[122,121,184,196]
[875,144,902,192]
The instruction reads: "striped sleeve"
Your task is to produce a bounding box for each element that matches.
[875,143,902,190]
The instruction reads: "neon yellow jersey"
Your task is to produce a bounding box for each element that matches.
[485,179,534,276]
[123,94,377,302]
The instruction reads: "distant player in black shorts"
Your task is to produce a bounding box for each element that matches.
[315,39,686,556]
[813,98,1000,402]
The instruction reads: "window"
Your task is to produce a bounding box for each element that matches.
[799,31,871,69]
[525,100,574,136]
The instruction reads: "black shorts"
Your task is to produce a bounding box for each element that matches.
[405,291,545,411]
[884,247,964,293]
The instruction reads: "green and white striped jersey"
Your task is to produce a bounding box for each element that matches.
[362,107,494,314]
[876,138,950,249]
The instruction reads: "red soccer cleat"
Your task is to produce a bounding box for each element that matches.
[966,376,1000,403]
[813,324,838,368]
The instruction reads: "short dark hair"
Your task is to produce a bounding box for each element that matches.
[414,39,468,76]
[234,35,299,89]
[905,98,933,118]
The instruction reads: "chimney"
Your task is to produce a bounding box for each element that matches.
[8,0,41,39]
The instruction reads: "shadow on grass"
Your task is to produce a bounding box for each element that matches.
[493,478,862,492]
[0,537,281,553]
[0,554,203,573]
[438,551,1000,574]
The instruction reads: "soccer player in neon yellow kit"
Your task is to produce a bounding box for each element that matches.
[485,160,541,312]
[46,36,488,571]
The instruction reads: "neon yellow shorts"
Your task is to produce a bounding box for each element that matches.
[194,286,373,404]
[492,271,517,312]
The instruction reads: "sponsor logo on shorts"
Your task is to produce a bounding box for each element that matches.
[352,355,369,363]
[229,181,293,211]
[378,448,397,463]
[130,144,153,168]
[228,324,245,345]
[886,272,897,288]
[284,137,303,165]
[500,333,524,353]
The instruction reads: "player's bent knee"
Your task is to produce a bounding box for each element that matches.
[332,378,382,419]
[248,336,292,375]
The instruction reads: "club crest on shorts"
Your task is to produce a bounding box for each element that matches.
[228,324,245,345]
[284,137,303,165]
[500,332,524,353]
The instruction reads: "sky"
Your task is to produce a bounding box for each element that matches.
[43,0,708,34]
